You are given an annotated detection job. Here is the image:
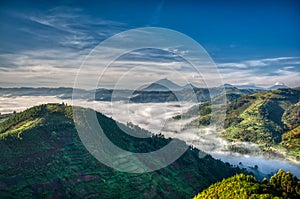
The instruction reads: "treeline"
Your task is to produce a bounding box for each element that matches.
[194,169,300,199]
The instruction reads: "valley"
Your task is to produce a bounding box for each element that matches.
[1,84,299,181]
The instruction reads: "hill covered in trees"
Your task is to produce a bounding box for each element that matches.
[0,103,242,198]
[179,88,300,160]
[194,169,300,199]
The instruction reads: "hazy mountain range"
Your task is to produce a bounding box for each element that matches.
[1,78,284,103]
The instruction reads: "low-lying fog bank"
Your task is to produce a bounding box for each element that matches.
[1,95,299,178]
[210,152,300,180]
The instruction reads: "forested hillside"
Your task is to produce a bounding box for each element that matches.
[0,103,242,198]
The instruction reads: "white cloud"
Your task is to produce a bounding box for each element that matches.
[218,62,247,68]
[1,95,299,177]
[216,56,300,88]
[219,67,300,88]
[218,56,298,68]
[283,66,295,70]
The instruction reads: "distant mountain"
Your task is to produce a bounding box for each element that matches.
[0,84,265,103]
[130,87,261,103]
[221,83,236,88]
[131,79,263,103]
[183,83,198,90]
[268,82,289,90]
[0,103,242,198]
[219,83,265,90]
[236,85,265,90]
[140,78,182,91]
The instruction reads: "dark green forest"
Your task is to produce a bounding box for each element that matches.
[0,103,241,198]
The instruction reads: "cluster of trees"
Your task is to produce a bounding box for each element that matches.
[194,169,300,199]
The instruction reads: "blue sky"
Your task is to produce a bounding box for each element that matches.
[0,0,299,88]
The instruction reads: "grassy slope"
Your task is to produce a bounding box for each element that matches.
[0,103,242,198]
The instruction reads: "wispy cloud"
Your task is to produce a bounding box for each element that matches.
[25,6,128,50]
[217,57,300,87]
[0,6,131,87]
[218,56,298,69]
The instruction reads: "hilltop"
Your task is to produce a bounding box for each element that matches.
[0,103,242,198]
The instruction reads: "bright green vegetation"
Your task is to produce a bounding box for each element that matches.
[0,103,242,198]
[279,126,300,160]
[224,88,300,144]
[282,102,300,130]
[224,88,300,160]
[182,88,300,160]
[0,113,12,123]
[194,169,300,199]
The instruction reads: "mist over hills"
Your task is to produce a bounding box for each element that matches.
[1,78,286,104]
[180,87,300,162]
[0,86,299,198]
[0,103,242,198]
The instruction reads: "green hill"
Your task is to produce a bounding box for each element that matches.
[180,88,300,160]
[194,169,300,199]
[0,103,242,198]
[224,88,299,143]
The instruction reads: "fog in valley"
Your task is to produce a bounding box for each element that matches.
[1,95,299,178]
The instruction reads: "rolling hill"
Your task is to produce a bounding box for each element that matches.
[0,103,242,198]
[180,88,300,160]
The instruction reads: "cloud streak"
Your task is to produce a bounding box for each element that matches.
[217,57,300,87]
